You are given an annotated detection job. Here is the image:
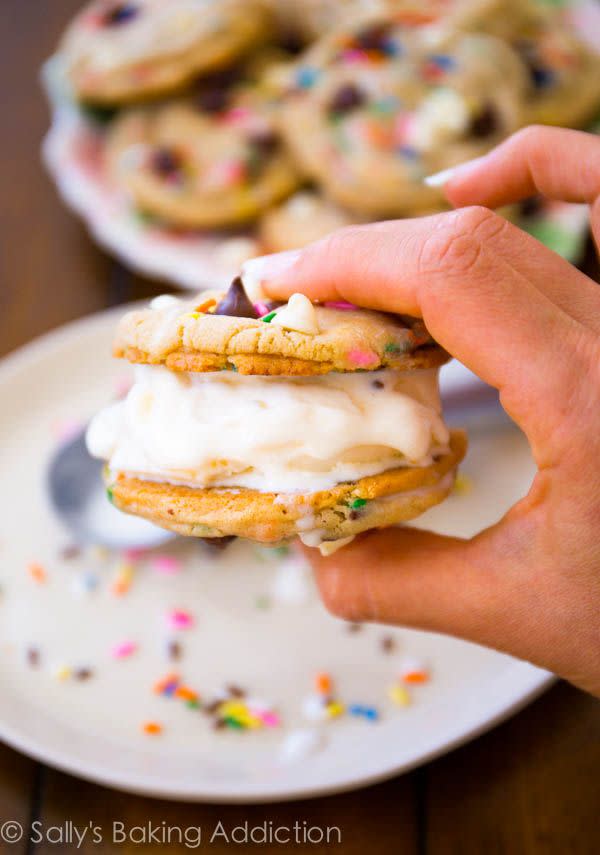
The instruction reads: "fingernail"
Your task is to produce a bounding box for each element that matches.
[242,249,301,285]
[423,156,486,188]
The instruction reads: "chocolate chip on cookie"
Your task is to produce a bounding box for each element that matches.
[197,87,231,114]
[150,147,183,180]
[103,3,139,27]
[214,277,259,319]
[469,103,500,138]
[328,83,366,116]
[354,22,394,54]
[527,61,555,91]
[248,129,280,157]
[515,41,555,91]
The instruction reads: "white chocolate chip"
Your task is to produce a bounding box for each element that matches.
[271,293,320,335]
[409,89,470,151]
[149,294,180,310]
[287,192,320,219]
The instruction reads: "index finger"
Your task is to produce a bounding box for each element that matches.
[432,126,600,212]
[242,207,592,461]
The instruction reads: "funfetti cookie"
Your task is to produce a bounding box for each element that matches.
[86,280,466,554]
[268,0,547,45]
[259,191,451,252]
[267,0,388,42]
[259,191,363,252]
[105,84,300,228]
[60,0,272,105]
[510,19,600,128]
[277,22,528,216]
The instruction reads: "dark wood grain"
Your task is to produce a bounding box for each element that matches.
[426,683,600,855]
[0,1,598,853]
[0,0,112,360]
[0,743,37,855]
[35,771,417,853]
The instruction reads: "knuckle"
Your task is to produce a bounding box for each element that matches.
[316,224,363,256]
[510,124,550,151]
[307,225,366,273]
[417,206,501,282]
[453,205,506,240]
[507,125,564,170]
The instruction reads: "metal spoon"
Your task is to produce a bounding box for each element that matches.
[47,427,176,550]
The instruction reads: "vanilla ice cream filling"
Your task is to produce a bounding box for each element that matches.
[87,364,450,493]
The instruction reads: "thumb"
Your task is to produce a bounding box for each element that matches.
[303,521,594,691]
[306,526,500,635]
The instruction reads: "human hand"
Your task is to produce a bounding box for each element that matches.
[242,126,600,696]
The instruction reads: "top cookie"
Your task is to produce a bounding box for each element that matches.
[114,280,448,375]
[60,0,272,104]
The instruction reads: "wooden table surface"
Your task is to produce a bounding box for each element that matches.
[1,3,598,852]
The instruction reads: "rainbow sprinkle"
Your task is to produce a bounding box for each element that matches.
[151,555,182,575]
[388,684,411,707]
[348,704,379,721]
[154,672,181,696]
[253,301,270,317]
[166,609,194,630]
[315,671,332,695]
[111,640,138,660]
[323,301,357,311]
[347,348,378,368]
[388,659,431,706]
[303,673,379,724]
[111,560,135,596]
[399,657,430,685]
[295,66,320,89]
[27,562,47,584]
[153,675,280,730]
[53,665,72,681]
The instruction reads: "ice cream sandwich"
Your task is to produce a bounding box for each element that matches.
[87,278,466,553]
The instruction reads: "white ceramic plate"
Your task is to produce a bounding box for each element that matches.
[0,308,552,802]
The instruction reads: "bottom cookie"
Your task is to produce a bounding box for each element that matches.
[107,430,466,548]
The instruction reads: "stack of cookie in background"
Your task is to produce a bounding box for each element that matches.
[55,0,600,256]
